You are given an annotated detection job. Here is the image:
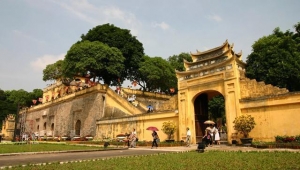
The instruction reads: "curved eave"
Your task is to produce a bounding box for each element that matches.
[176,56,235,76]
[235,50,242,58]
[191,39,229,56]
[185,49,232,67]
[235,57,246,66]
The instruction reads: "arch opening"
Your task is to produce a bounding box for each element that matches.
[194,90,225,142]
[75,120,81,136]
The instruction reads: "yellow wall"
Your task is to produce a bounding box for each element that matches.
[240,93,300,142]
[96,111,179,141]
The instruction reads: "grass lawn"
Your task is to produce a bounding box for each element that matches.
[0,143,108,154]
[4,150,300,170]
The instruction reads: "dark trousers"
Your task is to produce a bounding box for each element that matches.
[152,139,158,147]
[204,135,212,146]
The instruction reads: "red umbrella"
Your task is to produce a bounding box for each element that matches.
[146,126,159,131]
[116,134,126,137]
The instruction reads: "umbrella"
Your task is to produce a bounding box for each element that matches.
[116,134,126,137]
[146,126,159,131]
[147,105,153,109]
[204,120,215,125]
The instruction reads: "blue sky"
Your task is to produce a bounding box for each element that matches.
[0,0,299,92]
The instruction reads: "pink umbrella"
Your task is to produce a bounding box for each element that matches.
[146,126,159,131]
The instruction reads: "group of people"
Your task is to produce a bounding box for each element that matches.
[123,128,160,149]
[203,124,220,147]
[124,124,220,149]
[123,128,138,148]
[186,124,221,147]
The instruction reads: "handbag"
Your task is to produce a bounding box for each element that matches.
[156,138,160,143]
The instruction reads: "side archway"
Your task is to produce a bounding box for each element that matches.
[75,120,81,136]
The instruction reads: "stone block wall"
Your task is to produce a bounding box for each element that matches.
[25,91,105,138]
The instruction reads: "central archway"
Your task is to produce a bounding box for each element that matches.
[194,90,224,142]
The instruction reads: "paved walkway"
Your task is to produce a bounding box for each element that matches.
[1,140,300,154]
[135,144,300,152]
[0,142,299,168]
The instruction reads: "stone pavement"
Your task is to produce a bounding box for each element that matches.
[134,144,300,153]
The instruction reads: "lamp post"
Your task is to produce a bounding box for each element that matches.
[12,103,20,142]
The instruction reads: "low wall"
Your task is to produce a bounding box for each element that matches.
[239,92,300,142]
[96,111,179,142]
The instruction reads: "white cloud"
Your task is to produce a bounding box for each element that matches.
[12,30,46,44]
[30,53,65,71]
[50,0,99,25]
[208,14,222,22]
[49,0,140,30]
[151,22,170,30]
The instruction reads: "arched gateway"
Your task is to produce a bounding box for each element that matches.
[176,40,298,144]
[176,40,246,144]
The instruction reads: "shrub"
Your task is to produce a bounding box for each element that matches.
[233,115,256,138]
[275,135,300,143]
[162,121,177,140]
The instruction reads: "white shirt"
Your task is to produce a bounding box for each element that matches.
[210,127,216,136]
[187,130,191,136]
[132,131,137,138]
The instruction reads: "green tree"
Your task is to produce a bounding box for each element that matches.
[0,89,17,128]
[0,88,43,128]
[138,56,177,92]
[80,23,144,83]
[6,89,29,106]
[246,22,300,91]
[208,95,225,123]
[167,52,192,71]
[43,60,64,81]
[29,89,43,105]
[63,41,125,85]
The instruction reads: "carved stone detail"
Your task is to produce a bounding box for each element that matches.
[225,71,234,78]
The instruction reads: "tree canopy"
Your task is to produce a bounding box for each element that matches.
[80,24,144,83]
[63,40,125,85]
[167,52,192,71]
[138,56,177,92]
[0,88,43,128]
[208,95,225,123]
[43,60,64,81]
[246,22,300,91]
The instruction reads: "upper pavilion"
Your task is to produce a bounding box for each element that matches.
[176,40,246,81]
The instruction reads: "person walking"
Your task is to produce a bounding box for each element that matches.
[205,124,215,146]
[214,125,220,145]
[186,127,191,147]
[210,124,216,146]
[130,128,137,148]
[151,131,159,149]
[203,129,212,147]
